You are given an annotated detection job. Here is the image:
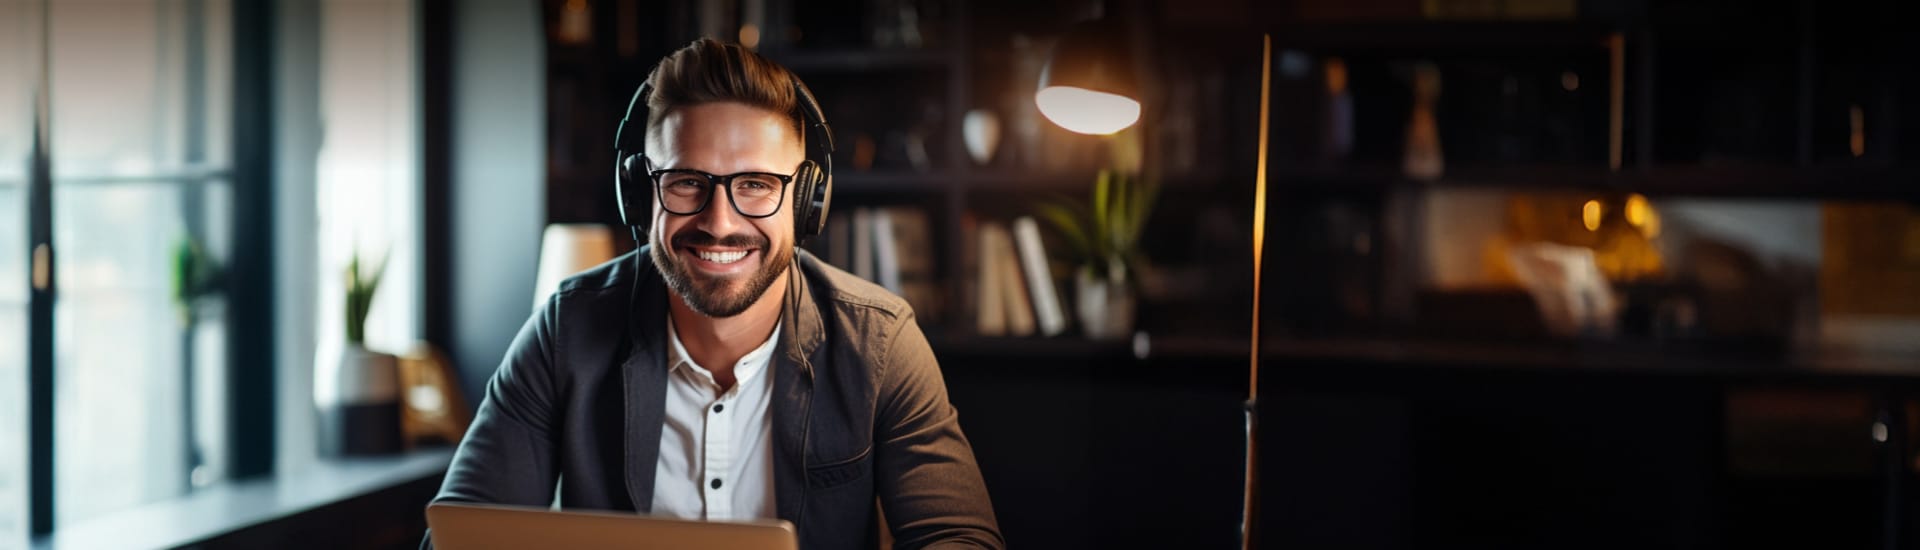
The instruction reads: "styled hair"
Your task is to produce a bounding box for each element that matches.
[644,38,803,145]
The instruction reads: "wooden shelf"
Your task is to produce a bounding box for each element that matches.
[1269,163,1920,201]
[1263,336,1920,384]
[766,48,952,73]
[966,172,1089,194]
[929,332,1248,362]
[1168,20,1626,53]
[834,171,960,192]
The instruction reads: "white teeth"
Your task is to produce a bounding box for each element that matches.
[696,250,748,264]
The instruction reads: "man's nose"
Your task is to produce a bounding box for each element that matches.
[692,186,745,234]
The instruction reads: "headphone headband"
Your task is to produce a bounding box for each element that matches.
[615,76,834,239]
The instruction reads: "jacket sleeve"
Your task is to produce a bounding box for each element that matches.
[422,297,564,547]
[873,312,1005,550]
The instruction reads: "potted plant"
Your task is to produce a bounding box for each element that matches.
[317,248,404,456]
[1035,167,1158,340]
[169,235,223,489]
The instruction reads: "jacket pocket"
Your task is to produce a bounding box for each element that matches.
[807,445,872,490]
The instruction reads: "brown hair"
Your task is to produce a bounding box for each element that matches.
[644,38,803,145]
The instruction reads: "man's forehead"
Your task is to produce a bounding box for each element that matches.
[649,105,805,170]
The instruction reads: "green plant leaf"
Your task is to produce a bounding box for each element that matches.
[1091,169,1111,260]
[1035,201,1093,266]
[1111,172,1130,254]
[1124,174,1159,251]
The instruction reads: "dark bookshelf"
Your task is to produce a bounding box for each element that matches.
[1270,163,1920,202]
[763,48,952,72]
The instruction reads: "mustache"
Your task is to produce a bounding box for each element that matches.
[669,229,768,250]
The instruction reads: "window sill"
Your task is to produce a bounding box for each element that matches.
[32,447,454,550]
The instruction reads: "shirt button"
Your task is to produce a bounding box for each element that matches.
[713,403,725,413]
[711,478,723,490]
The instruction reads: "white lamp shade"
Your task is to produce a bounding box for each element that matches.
[533,224,617,311]
[1035,86,1141,135]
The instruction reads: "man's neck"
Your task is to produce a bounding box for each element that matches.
[668,271,788,392]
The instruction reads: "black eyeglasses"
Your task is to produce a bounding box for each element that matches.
[649,167,795,218]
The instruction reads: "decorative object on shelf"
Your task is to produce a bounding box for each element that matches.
[963,108,1002,166]
[851,133,877,171]
[1035,162,1159,340]
[317,248,403,457]
[169,234,224,490]
[557,0,592,46]
[398,342,470,448]
[1321,57,1354,166]
[532,224,616,311]
[868,0,926,49]
[1036,7,1140,135]
[1507,242,1619,338]
[1403,62,1444,181]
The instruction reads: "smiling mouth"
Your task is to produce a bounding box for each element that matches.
[694,248,751,264]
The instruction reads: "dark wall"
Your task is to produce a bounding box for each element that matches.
[441,0,547,404]
[939,344,1249,549]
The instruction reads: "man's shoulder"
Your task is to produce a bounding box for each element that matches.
[797,250,914,322]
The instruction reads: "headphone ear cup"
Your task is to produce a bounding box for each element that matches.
[617,154,650,227]
[791,160,830,238]
[809,167,831,237]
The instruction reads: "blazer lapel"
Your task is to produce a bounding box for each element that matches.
[773,258,826,524]
[622,253,670,513]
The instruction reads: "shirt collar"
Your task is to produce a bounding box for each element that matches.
[666,314,783,387]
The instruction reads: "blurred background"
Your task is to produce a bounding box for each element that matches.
[2,0,1918,548]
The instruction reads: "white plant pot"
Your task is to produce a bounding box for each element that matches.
[315,342,403,456]
[1075,265,1136,341]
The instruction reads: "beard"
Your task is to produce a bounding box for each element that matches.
[650,227,793,318]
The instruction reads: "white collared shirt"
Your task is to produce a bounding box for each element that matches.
[651,315,781,521]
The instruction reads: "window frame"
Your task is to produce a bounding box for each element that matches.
[22,0,276,535]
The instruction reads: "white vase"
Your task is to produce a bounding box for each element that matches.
[962,109,1001,166]
[1075,264,1136,341]
[315,342,403,456]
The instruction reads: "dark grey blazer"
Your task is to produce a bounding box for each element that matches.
[427,248,1002,549]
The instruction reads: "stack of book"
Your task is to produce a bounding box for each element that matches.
[816,208,1070,338]
[818,207,944,321]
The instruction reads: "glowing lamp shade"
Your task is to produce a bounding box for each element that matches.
[1036,86,1140,135]
[1036,17,1139,135]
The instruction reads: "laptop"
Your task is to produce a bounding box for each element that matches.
[426,502,798,550]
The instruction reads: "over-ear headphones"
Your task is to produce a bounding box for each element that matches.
[613,77,835,240]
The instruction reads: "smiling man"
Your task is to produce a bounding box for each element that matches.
[429,39,1002,549]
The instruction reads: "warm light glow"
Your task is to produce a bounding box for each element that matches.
[1625,194,1649,227]
[1850,104,1865,158]
[1035,86,1141,135]
[1583,199,1603,232]
[1624,193,1661,237]
[1561,71,1579,92]
[739,24,761,50]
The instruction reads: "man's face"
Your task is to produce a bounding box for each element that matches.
[647,102,804,318]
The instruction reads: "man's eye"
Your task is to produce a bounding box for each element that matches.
[666,177,704,189]
[738,179,773,191]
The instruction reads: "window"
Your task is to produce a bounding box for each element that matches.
[0,1,41,546]
[3,0,416,537]
[4,0,252,533]
[49,0,235,526]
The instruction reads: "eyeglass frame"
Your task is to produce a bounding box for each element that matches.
[647,166,799,219]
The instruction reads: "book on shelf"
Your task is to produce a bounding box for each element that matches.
[976,221,1035,337]
[824,214,851,270]
[821,206,944,321]
[872,207,942,320]
[852,207,875,281]
[1012,216,1067,337]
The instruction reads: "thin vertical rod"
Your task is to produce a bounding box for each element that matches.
[1241,33,1272,550]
